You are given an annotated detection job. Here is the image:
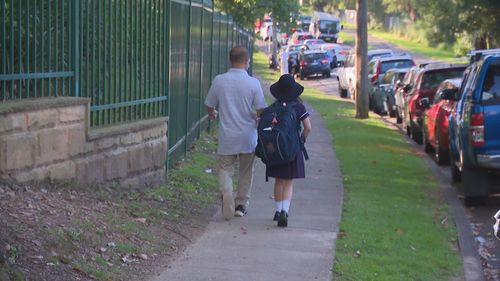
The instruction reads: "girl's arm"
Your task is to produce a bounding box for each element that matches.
[301,117,311,142]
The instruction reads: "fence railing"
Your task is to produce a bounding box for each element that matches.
[0,0,254,166]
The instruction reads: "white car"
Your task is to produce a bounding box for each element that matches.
[336,48,394,99]
[320,43,348,64]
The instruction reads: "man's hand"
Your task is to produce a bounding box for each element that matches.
[209,109,218,120]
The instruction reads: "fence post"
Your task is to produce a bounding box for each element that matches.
[184,0,192,155]
[71,0,80,97]
[198,1,203,138]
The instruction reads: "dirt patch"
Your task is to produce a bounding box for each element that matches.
[0,134,220,281]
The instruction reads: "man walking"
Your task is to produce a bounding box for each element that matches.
[205,46,267,220]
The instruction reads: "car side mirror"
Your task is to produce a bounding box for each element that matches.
[440,89,458,100]
[419,97,431,109]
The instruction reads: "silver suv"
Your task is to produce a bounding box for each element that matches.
[337,49,393,99]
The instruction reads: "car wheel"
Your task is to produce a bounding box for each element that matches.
[462,166,490,206]
[325,72,331,78]
[338,83,348,98]
[411,125,423,145]
[422,129,433,153]
[396,109,403,124]
[435,136,450,165]
[449,151,461,182]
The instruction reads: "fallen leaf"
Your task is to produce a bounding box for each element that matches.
[134,218,147,224]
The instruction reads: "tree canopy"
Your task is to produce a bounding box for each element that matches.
[214,0,300,30]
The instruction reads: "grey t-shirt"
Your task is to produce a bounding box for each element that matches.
[205,68,267,155]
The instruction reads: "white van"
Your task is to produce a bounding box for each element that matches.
[309,12,341,43]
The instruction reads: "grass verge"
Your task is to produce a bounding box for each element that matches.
[368,29,456,60]
[253,50,463,281]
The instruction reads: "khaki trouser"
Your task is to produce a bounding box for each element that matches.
[217,153,255,208]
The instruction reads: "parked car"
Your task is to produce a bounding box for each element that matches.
[371,68,410,116]
[320,43,348,66]
[448,49,500,205]
[337,49,394,99]
[368,54,415,114]
[421,78,462,165]
[302,39,326,50]
[290,32,313,45]
[298,50,331,80]
[402,62,467,144]
[395,66,423,123]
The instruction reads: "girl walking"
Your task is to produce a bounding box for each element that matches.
[267,74,311,227]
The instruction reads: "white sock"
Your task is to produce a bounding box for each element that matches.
[275,201,283,212]
[282,200,291,213]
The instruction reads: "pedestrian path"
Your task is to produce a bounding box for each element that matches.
[151,79,344,281]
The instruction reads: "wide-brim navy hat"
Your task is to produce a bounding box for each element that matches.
[270,74,304,102]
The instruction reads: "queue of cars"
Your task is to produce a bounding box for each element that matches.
[352,48,500,206]
[277,17,349,81]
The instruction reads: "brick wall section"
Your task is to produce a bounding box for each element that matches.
[0,97,168,188]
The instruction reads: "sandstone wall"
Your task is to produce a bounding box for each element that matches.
[0,97,168,188]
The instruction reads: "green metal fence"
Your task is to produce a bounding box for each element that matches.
[0,0,254,165]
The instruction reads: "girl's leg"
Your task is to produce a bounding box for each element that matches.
[281,179,294,213]
[274,179,284,219]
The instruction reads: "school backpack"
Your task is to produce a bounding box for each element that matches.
[255,101,305,166]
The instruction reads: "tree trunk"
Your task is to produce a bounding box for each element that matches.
[355,0,369,119]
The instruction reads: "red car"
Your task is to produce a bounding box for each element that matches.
[421,78,462,165]
[402,63,467,144]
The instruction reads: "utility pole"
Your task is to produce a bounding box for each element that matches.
[355,0,369,119]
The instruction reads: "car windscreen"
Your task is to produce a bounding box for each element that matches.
[298,34,313,41]
[481,63,500,104]
[421,69,465,90]
[380,60,414,74]
[303,53,325,62]
[318,20,338,33]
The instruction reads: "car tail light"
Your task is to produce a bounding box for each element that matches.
[371,62,381,83]
[321,59,329,65]
[470,112,485,146]
[339,50,346,55]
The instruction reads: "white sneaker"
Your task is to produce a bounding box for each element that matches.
[222,192,234,220]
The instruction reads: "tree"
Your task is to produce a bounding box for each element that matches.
[355,0,369,119]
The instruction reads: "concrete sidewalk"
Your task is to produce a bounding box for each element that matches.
[152,92,344,281]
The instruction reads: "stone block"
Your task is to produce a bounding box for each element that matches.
[138,170,166,187]
[0,133,36,171]
[95,137,117,151]
[0,113,25,134]
[27,109,58,130]
[36,128,69,165]
[58,106,86,123]
[15,167,49,183]
[104,148,129,180]
[67,125,86,156]
[119,177,140,189]
[120,133,143,145]
[128,143,153,172]
[49,161,76,181]
[152,139,167,168]
[142,127,163,140]
[75,156,105,185]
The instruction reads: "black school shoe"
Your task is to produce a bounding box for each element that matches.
[273,211,280,221]
[234,205,247,217]
[277,210,288,227]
